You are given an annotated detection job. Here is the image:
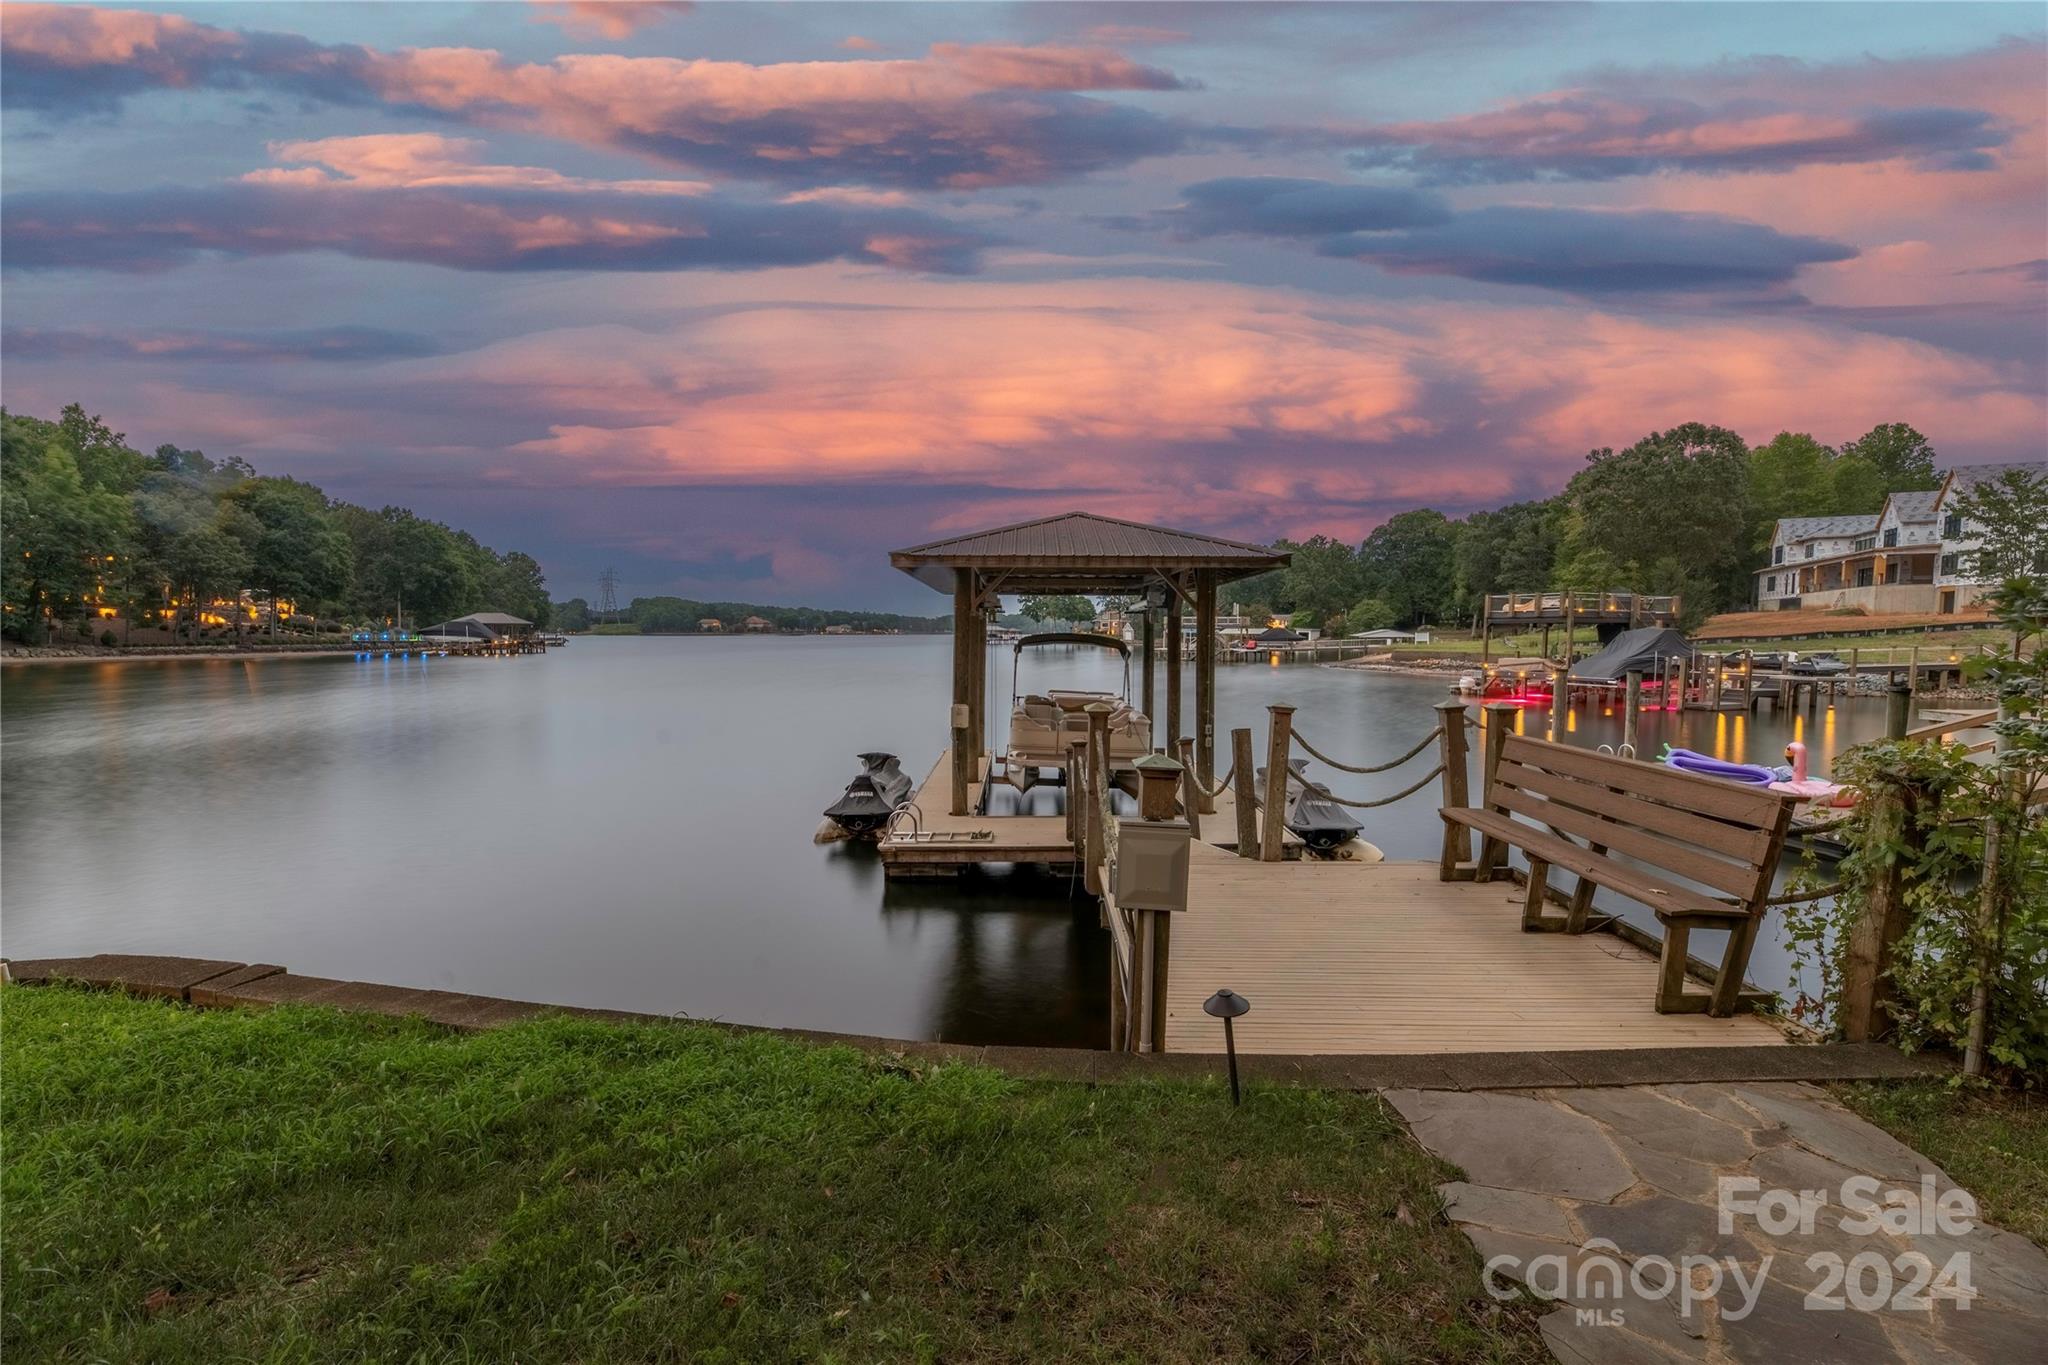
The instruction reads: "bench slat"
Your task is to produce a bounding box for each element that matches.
[1490,782,1764,900]
[1443,808,1746,921]
[1499,734,1787,828]
[1493,754,1780,867]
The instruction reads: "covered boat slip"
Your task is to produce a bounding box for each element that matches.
[889,511,1289,815]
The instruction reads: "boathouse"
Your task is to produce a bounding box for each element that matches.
[890,511,1290,797]
[417,611,533,641]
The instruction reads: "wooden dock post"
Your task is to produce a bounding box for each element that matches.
[1886,678,1911,739]
[1622,670,1642,753]
[1195,573,1217,808]
[1548,660,1569,740]
[1174,738,1202,840]
[1839,777,1928,1042]
[950,704,971,816]
[1261,704,1295,862]
[1165,586,1183,751]
[1435,699,1470,878]
[1231,727,1257,858]
[1907,644,1920,700]
[1140,604,1157,748]
[1741,652,1755,713]
[1083,704,1113,894]
[1671,655,1687,711]
[1475,703,1514,882]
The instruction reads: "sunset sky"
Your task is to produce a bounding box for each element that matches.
[4,1,2044,610]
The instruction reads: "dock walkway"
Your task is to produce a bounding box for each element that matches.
[1162,844,1787,1055]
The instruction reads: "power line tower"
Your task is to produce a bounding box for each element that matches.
[596,567,621,625]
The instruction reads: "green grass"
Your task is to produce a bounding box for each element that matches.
[1830,1081,2048,1246]
[1,986,1541,1364]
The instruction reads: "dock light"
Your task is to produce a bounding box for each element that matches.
[1203,989,1252,1106]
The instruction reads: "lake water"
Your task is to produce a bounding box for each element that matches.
[1,638,1891,1045]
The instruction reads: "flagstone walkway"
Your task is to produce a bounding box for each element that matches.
[1386,1083,2048,1364]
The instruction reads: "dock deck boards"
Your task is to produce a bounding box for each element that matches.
[880,749,1306,870]
[1164,844,1787,1055]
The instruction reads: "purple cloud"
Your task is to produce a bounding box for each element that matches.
[2,182,992,274]
[1322,205,1856,293]
[1160,176,1452,238]
[2,326,443,363]
[0,5,1191,189]
[1348,94,2010,185]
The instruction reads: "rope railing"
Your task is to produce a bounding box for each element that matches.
[1291,725,1440,775]
[1192,759,1237,800]
[1313,762,1447,810]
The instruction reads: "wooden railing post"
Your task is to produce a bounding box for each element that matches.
[1838,776,1930,1042]
[1069,735,1090,878]
[1435,699,1470,878]
[950,703,971,816]
[1231,727,1257,858]
[1261,704,1295,862]
[1174,737,1202,840]
[1148,909,1172,1051]
[1084,704,1112,895]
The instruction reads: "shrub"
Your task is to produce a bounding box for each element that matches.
[1785,577,2048,1078]
[99,629,117,647]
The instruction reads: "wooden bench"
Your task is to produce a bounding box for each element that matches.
[1440,734,1795,1016]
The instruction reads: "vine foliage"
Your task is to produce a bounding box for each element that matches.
[1785,576,2048,1079]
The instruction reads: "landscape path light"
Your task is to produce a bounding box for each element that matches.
[1202,988,1251,1106]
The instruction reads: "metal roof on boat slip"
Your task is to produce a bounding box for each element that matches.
[890,511,1288,592]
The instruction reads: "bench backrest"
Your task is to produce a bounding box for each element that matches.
[1486,734,1794,909]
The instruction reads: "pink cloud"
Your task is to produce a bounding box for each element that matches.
[243,133,713,195]
[338,276,2041,528]
[1350,38,2039,185]
[528,2,693,41]
[2,7,1191,187]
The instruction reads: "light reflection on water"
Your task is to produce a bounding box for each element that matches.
[2,640,1892,1042]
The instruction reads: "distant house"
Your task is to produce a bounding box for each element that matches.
[1351,627,1430,644]
[1753,459,2046,613]
[698,617,724,632]
[742,615,774,633]
[822,624,854,635]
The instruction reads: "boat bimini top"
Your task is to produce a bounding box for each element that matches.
[1005,631,1149,769]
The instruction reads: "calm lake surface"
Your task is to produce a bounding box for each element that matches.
[2,638,1891,1045]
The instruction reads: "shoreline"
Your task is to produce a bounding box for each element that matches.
[2,646,366,669]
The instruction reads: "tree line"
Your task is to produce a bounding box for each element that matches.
[1224,421,1944,634]
[2,405,551,643]
[554,595,948,634]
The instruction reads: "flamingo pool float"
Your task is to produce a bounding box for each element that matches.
[1769,742,1858,807]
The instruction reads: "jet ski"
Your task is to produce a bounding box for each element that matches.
[1256,758,1362,852]
[823,752,913,836]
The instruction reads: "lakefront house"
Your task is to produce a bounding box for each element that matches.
[1753,459,2045,614]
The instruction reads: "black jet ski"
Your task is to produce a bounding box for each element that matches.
[824,752,913,835]
[1255,757,1362,853]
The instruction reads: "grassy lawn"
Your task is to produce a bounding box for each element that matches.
[1831,1081,2048,1246]
[1,986,1542,1364]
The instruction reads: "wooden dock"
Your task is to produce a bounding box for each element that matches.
[1162,844,1787,1054]
[879,749,1305,875]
